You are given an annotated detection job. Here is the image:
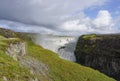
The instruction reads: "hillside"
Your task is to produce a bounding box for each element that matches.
[75,34,120,81]
[0,28,116,81]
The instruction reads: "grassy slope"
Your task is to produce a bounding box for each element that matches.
[27,41,116,81]
[0,30,116,81]
[0,36,33,81]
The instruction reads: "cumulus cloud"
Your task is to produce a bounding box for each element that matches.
[60,10,118,35]
[60,20,88,32]
[93,10,114,29]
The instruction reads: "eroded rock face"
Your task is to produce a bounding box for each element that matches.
[20,57,50,81]
[5,42,50,81]
[6,42,26,61]
[75,34,120,81]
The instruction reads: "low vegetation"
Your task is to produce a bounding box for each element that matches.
[0,28,116,81]
[27,41,116,81]
[0,36,33,81]
[81,34,96,39]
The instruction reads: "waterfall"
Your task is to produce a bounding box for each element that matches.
[35,34,78,62]
[57,40,77,62]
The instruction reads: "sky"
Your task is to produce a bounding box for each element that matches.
[0,0,119,36]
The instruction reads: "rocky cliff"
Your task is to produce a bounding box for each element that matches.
[75,34,120,81]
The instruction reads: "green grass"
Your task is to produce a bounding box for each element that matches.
[27,41,116,81]
[0,51,33,81]
[82,34,96,39]
[0,33,116,81]
[0,36,33,81]
[0,36,23,51]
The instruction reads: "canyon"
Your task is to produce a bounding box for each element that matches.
[35,34,78,62]
[36,33,120,81]
[0,28,117,81]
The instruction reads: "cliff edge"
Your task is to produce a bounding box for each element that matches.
[75,34,120,81]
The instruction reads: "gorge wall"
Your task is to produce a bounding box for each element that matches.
[75,34,120,81]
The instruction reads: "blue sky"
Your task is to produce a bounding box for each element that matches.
[0,0,119,35]
[84,0,120,18]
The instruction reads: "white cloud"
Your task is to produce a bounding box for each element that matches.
[93,10,114,29]
[0,0,107,29]
[0,20,55,34]
[60,20,88,32]
[60,10,118,35]
[0,0,118,35]
[0,10,118,36]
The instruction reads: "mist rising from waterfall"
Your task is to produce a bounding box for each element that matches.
[35,34,78,62]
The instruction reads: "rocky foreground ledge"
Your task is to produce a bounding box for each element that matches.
[75,34,120,81]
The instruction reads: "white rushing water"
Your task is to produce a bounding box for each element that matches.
[35,34,78,62]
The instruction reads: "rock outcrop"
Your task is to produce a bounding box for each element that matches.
[19,57,50,81]
[5,41,50,81]
[75,34,120,81]
[6,42,26,61]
